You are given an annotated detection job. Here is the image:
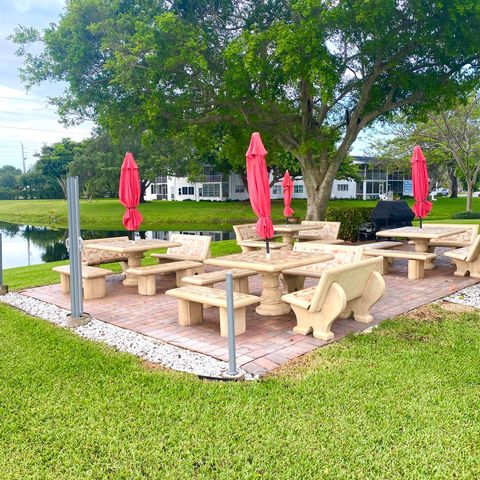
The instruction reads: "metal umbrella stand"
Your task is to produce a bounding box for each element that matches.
[0,233,8,295]
[66,176,90,327]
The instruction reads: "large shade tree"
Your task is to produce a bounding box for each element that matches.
[12,0,480,218]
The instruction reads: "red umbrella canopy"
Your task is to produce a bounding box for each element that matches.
[411,145,432,221]
[246,132,274,239]
[119,152,143,231]
[282,170,294,218]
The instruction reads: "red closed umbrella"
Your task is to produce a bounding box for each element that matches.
[411,145,432,228]
[246,132,274,255]
[282,170,294,218]
[119,152,143,232]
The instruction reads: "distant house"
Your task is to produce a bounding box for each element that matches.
[144,157,412,202]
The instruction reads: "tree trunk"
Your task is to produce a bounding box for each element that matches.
[140,180,150,203]
[301,158,339,220]
[449,168,458,198]
[466,181,473,212]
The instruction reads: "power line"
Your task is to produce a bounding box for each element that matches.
[0,95,51,103]
[0,110,62,119]
[0,124,91,134]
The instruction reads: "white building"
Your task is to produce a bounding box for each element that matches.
[144,157,411,202]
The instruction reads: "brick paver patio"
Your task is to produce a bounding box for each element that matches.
[23,246,479,376]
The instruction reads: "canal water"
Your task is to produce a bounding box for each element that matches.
[1,222,235,269]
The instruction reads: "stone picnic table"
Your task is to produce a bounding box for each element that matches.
[273,223,324,249]
[83,238,181,286]
[376,226,466,269]
[204,250,333,316]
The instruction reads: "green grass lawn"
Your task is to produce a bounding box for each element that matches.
[0,301,479,478]
[1,196,478,230]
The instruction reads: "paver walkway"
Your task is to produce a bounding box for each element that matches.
[23,247,478,376]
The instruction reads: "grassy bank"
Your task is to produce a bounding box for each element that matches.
[0,197,478,230]
[0,301,479,478]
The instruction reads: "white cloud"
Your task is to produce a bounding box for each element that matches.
[7,0,64,14]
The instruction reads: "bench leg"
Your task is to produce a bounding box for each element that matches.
[176,267,205,287]
[83,277,106,300]
[219,307,246,337]
[350,271,385,323]
[382,257,390,275]
[408,259,424,280]
[177,299,203,326]
[233,277,249,294]
[291,282,346,340]
[137,275,156,295]
[469,258,480,278]
[59,273,70,293]
[450,259,468,277]
[283,274,305,293]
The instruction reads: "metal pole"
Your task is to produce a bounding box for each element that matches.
[67,176,88,326]
[0,233,7,295]
[222,271,243,379]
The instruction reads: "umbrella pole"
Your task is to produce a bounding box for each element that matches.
[266,238,271,260]
[419,217,423,229]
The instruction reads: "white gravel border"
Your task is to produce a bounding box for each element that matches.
[444,283,480,309]
[1,292,254,380]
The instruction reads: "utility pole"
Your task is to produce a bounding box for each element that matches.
[21,142,26,173]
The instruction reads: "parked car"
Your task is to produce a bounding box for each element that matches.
[431,187,449,196]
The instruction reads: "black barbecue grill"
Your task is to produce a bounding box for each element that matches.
[358,200,415,241]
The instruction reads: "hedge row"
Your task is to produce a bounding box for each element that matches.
[325,206,374,241]
[451,211,480,219]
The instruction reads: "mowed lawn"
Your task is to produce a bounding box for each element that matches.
[1,300,479,479]
[0,196,478,230]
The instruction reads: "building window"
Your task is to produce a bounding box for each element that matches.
[271,185,282,194]
[337,184,349,192]
[235,185,245,193]
[180,186,194,196]
[293,184,304,194]
[202,183,220,197]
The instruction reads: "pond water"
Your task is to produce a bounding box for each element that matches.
[0,222,235,269]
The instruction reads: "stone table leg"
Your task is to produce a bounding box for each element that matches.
[256,272,291,316]
[280,233,294,250]
[413,239,435,269]
[123,252,144,286]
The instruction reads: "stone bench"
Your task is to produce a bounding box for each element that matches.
[181,268,256,294]
[413,223,479,249]
[52,265,113,300]
[295,220,343,243]
[362,241,403,249]
[151,233,211,264]
[126,261,204,295]
[233,223,283,252]
[444,235,480,278]
[237,240,288,252]
[165,285,260,336]
[363,249,436,280]
[282,257,384,341]
[282,243,364,293]
[82,236,129,271]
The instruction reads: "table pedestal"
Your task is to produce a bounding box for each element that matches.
[280,233,295,250]
[413,240,436,269]
[123,253,144,286]
[255,273,291,316]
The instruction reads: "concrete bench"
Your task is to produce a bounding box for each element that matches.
[363,249,436,280]
[282,257,384,341]
[165,285,260,336]
[151,234,211,264]
[296,221,344,243]
[233,223,283,252]
[282,243,364,293]
[52,265,113,300]
[444,235,480,278]
[126,261,204,295]
[181,268,256,294]
[412,223,479,249]
[362,241,403,249]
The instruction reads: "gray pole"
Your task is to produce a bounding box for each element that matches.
[221,272,243,380]
[0,233,8,295]
[66,176,89,326]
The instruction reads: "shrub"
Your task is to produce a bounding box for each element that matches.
[326,206,374,241]
[451,211,480,219]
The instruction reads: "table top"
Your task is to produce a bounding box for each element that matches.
[376,226,466,240]
[273,224,324,233]
[204,250,334,273]
[83,239,181,254]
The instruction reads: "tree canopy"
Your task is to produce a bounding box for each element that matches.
[12,0,480,217]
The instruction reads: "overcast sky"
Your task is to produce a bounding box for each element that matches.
[0,0,93,171]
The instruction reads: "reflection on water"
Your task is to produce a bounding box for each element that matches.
[0,222,234,269]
